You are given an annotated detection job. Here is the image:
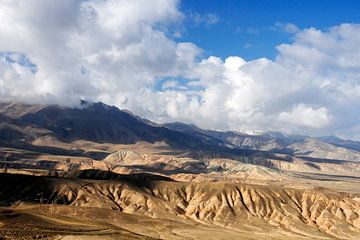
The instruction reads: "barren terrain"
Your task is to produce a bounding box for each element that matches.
[1,102,360,239]
[1,172,360,240]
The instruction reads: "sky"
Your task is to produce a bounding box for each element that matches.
[180,0,360,60]
[1,0,360,139]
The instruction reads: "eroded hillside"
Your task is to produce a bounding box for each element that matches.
[1,173,360,239]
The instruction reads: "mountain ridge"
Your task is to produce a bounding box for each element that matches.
[1,101,360,162]
[164,122,360,161]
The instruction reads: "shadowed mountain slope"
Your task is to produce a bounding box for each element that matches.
[1,101,360,162]
[0,102,224,150]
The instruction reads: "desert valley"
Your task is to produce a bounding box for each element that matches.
[0,102,360,239]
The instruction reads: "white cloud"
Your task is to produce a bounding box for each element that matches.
[0,0,192,104]
[1,1,360,138]
[279,104,331,129]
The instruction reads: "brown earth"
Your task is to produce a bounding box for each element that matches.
[1,136,360,239]
[1,173,360,239]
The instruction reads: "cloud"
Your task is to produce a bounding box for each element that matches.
[279,104,331,129]
[203,13,220,26]
[0,0,196,105]
[148,23,360,138]
[1,1,360,139]
[191,12,219,27]
[274,22,300,33]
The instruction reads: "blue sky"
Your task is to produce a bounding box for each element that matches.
[180,0,360,60]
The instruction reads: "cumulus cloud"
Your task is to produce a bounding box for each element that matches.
[1,0,360,138]
[0,0,193,105]
[279,104,331,129]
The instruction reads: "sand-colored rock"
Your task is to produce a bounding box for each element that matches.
[1,173,360,239]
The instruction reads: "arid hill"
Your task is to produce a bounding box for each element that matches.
[1,173,360,239]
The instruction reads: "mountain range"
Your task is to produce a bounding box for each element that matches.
[2,101,360,239]
[1,101,359,162]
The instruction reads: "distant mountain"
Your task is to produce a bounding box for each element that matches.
[317,135,360,152]
[164,122,360,161]
[0,102,224,150]
[164,122,292,152]
[1,101,360,162]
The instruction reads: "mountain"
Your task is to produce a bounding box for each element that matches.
[2,101,360,240]
[164,122,305,152]
[0,102,225,150]
[1,101,360,162]
[164,122,360,161]
[318,135,360,152]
